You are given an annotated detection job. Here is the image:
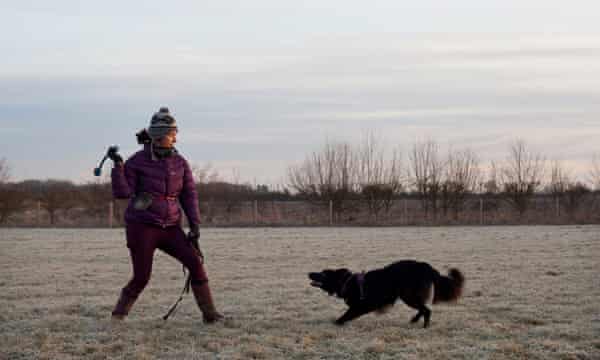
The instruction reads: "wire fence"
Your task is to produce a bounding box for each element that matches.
[4,194,600,227]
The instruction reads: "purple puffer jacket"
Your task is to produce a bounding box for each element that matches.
[111,145,200,227]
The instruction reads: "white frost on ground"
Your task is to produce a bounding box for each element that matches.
[0,226,599,359]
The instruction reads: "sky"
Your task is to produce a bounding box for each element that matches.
[1,1,600,186]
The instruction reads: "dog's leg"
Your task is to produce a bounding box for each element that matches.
[335,306,370,325]
[421,305,431,328]
[404,300,432,328]
[410,311,423,324]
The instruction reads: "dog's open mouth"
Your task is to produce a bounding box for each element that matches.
[308,273,324,288]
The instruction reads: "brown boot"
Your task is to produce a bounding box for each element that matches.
[111,289,137,320]
[191,282,224,323]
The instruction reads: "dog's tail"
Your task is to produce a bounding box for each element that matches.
[433,268,464,303]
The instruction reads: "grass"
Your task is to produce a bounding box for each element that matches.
[1,226,599,359]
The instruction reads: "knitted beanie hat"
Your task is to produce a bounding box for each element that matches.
[148,107,177,140]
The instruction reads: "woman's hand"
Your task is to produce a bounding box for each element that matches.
[107,146,123,165]
[187,223,203,260]
[188,223,200,241]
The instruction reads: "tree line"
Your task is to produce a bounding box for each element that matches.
[1,136,600,225]
[287,135,600,223]
[0,162,293,225]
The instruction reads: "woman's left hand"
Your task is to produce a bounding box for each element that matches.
[187,223,203,260]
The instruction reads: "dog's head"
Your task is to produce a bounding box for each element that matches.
[308,268,352,296]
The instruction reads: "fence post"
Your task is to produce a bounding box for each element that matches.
[270,200,282,225]
[403,198,408,225]
[207,200,212,224]
[556,197,560,219]
[253,200,258,225]
[329,200,333,226]
[480,197,484,225]
[37,201,41,227]
[108,201,114,228]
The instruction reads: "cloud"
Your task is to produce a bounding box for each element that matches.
[183,129,310,145]
[0,127,27,135]
[282,106,598,121]
[2,32,600,184]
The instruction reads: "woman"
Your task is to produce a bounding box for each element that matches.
[109,107,223,323]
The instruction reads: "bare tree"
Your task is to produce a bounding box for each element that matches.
[547,161,591,220]
[38,180,80,225]
[222,169,249,221]
[0,158,27,224]
[547,161,570,198]
[590,154,600,191]
[191,163,221,223]
[499,140,545,217]
[564,182,591,220]
[471,161,504,217]
[0,187,25,224]
[482,161,500,195]
[80,179,113,217]
[547,160,567,215]
[0,158,9,184]
[192,163,220,184]
[440,148,480,220]
[356,132,403,222]
[201,181,251,222]
[409,140,444,220]
[288,140,358,222]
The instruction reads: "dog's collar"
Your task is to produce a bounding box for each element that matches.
[337,273,353,298]
[338,271,366,300]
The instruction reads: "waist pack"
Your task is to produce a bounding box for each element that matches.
[133,192,179,211]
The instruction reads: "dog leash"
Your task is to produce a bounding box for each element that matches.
[163,268,191,320]
[163,232,205,321]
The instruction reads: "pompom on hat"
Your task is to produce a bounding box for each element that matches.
[148,107,177,140]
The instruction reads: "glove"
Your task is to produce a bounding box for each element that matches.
[188,223,200,241]
[187,223,203,260]
[107,146,124,165]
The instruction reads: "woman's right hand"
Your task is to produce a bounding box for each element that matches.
[107,146,124,165]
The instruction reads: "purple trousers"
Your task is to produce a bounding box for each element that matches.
[120,222,208,299]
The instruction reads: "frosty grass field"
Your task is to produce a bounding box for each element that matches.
[1,226,599,359]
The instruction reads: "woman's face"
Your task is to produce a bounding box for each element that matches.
[156,129,177,148]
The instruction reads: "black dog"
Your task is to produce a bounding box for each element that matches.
[309,260,464,328]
